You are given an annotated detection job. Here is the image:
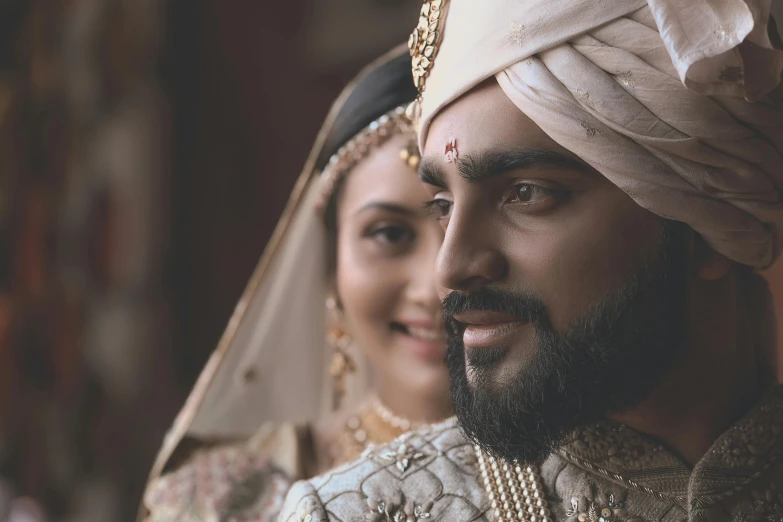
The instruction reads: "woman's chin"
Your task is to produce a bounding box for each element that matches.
[389,338,450,394]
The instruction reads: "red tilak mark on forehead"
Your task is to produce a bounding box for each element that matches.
[445,136,458,163]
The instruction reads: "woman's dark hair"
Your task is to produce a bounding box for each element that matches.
[320,50,417,272]
[316,51,417,171]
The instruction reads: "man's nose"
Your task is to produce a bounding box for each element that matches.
[436,204,508,292]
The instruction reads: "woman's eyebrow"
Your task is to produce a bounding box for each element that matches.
[352,201,418,218]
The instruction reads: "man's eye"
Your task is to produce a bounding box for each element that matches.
[509,183,557,204]
[424,199,453,220]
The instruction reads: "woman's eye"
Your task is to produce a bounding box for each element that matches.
[369,225,412,244]
[509,183,557,204]
[424,198,453,220]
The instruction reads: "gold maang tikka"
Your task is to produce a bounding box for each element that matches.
[318,105,420,212]
[399,130,421,170]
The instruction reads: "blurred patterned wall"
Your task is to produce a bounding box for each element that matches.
[0,0,179,520]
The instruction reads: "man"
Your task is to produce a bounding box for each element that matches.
[280,1,783,520]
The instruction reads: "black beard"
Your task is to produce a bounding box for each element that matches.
[444,221,689,464]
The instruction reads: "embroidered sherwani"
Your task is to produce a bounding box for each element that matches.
[279,386,783,521]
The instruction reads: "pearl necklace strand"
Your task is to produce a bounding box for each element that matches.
[475,445,553,522]
[370,395,427,431]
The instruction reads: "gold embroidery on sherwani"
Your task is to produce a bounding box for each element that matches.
[280,386,783,522]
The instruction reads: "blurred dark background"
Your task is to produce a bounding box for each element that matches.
[1,1,782,521]
[0,0,420,519]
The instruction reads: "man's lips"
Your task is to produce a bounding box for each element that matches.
[452,310,528,349]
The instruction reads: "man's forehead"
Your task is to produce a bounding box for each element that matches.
[421,80,568,164]
[423,81,502,154]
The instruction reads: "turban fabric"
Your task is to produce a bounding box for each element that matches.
[418,0,783,267]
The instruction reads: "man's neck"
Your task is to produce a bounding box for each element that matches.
[611,272,765,467]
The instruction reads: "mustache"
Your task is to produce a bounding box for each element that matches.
[441,287,550,334]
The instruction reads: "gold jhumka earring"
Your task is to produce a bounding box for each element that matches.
[319,105,419,411]
[326,296,356,408]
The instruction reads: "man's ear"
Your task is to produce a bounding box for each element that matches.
[690,233,732,281]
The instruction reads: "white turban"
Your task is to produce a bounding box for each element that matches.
[416,0,783,267]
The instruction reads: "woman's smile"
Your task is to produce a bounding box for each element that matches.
[391,319,447,363]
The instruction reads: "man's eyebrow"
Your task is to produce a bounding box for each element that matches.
[458,148,592,183]
[419,159,447,188]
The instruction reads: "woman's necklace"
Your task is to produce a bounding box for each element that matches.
[331,395,432,467]
[475,445,552,522]
[368,395,428,431]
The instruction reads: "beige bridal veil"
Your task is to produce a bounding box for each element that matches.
[415,0,783,268]
[145,44,417,483]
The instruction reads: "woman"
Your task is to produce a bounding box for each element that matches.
[139,44,452,522]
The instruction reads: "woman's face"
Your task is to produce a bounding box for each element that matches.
[335,133,449,401]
